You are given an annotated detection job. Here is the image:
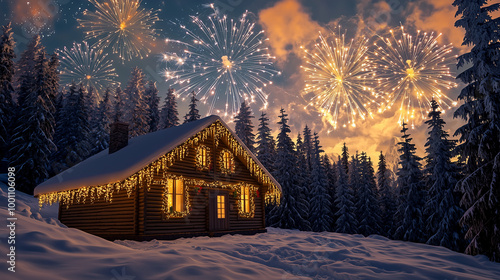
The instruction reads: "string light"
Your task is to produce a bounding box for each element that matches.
[38,120,282,212]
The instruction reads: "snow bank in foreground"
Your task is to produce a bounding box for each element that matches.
[1,178,500,280]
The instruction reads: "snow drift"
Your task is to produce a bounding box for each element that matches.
[1,176,500,280]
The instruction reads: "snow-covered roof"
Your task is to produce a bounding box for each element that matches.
[35,115,281,196]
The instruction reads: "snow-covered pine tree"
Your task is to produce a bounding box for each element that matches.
[113,86,125,122]
[9,50,56,194]
[378,151,396,238]
[356,152,381,236]
[424,99,465,251]
[302,125,314,172]
[184,91,201,123]
[124,67,149,137]
[341,143,349,174]
[349,153,361,208]
[0,22,15,160]
[160,88,179,129]
[144,80,160,132]
[309,133,333,232]
[256,111,275,172]
[335,158,357,234]
[270,108,309,230]
[51,83,92,174]
[47,53,59,106]
[322,154,337,230]
[90,87,113,155]
[394,122,426,243]
[295,133,312,231]
[15,35,43,110]
[453,0,500,261]
[234,101,256,152]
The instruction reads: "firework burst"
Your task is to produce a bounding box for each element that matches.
[162,5,280,118]
[58,41,119,93]
[78,0,160,61]
[372,26,458,128]
[301,31,378,130]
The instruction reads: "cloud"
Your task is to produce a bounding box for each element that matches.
[258,0,324,62]
[10,0,60,35]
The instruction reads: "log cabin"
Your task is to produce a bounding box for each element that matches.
[34,116,282,240]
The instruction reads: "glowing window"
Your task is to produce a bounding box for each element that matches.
[241,186,250,213]
[196,145,211,170]
[167,179,184,213]
[221,150,234,174]
[217,195,225,219]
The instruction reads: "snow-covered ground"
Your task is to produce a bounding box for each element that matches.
[1,176,500,280]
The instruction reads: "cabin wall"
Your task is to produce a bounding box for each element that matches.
[58,188,136,236]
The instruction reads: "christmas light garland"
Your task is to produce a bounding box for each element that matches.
[38,120,281,211]
[219,148,235,175]
[195,144,211,171]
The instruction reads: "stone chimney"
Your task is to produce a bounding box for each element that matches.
[109,122,129,154]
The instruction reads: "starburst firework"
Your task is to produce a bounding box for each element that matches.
[78,0,160,61]
[162,6,280,117]
[58,41,119,93]
[301,31,378,129]
[372,26,458,127]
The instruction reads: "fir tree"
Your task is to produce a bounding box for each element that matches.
[309,133,332,232]
[302,125,314,172]
[424,99,465,251]
[322,154,337,230]
[453,0,500,261]
[341,143,349,173]
[90,87,113,155]
[356,152,381,236]
[295,133,311,231]
[394,122,426,243]
[183,91,201,123]
[234,101,256,152]
[0,22,15,159]
[16,35,43,110]
[145,81,160,132]
[335,158,357,234]
[124,67,149,137]
[51,83,92,173]
[160,88,179,129]
[256,111,275,172]
[270,108,309,230]
[378,151,396,238]
[113,86,125,122]
[10,50,56,193]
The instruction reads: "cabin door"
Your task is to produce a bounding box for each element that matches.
[209,190,229,232]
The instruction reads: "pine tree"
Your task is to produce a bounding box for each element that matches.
[234,101,256,152]
[270,108,309,230]
[335,158,357,234]
[322,154,337,230]
[341,143,349,173]
[394,122,426,243]
[453,0,500,261]
[10,50,56,194]
[184,91,201,123]
[349,153,361,207]
[256,111,275,172]
[145,81,160,132]
[113,86,125,122]
[309,133,332,232]
[124,67,149,137]
[378,151,396,238]
[51,83,92,173]
[295,133,311,231]
[0,22,15,160]
[356,152,381,236]
[16,35,43,110]
[90,87,113,155]
[160,88,179,129]
[424,99,465,251]
[302,125,314,172]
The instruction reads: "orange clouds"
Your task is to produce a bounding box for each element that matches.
[258,0,324,62]
[11,0,60,34]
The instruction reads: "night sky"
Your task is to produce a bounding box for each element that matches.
[3,0,496,165]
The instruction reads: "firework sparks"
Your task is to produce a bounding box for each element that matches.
[372,26,458,128]
[58,41,119,93]
[301,31,378,129]
[162,5,280,118]
[78,0,160,61]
